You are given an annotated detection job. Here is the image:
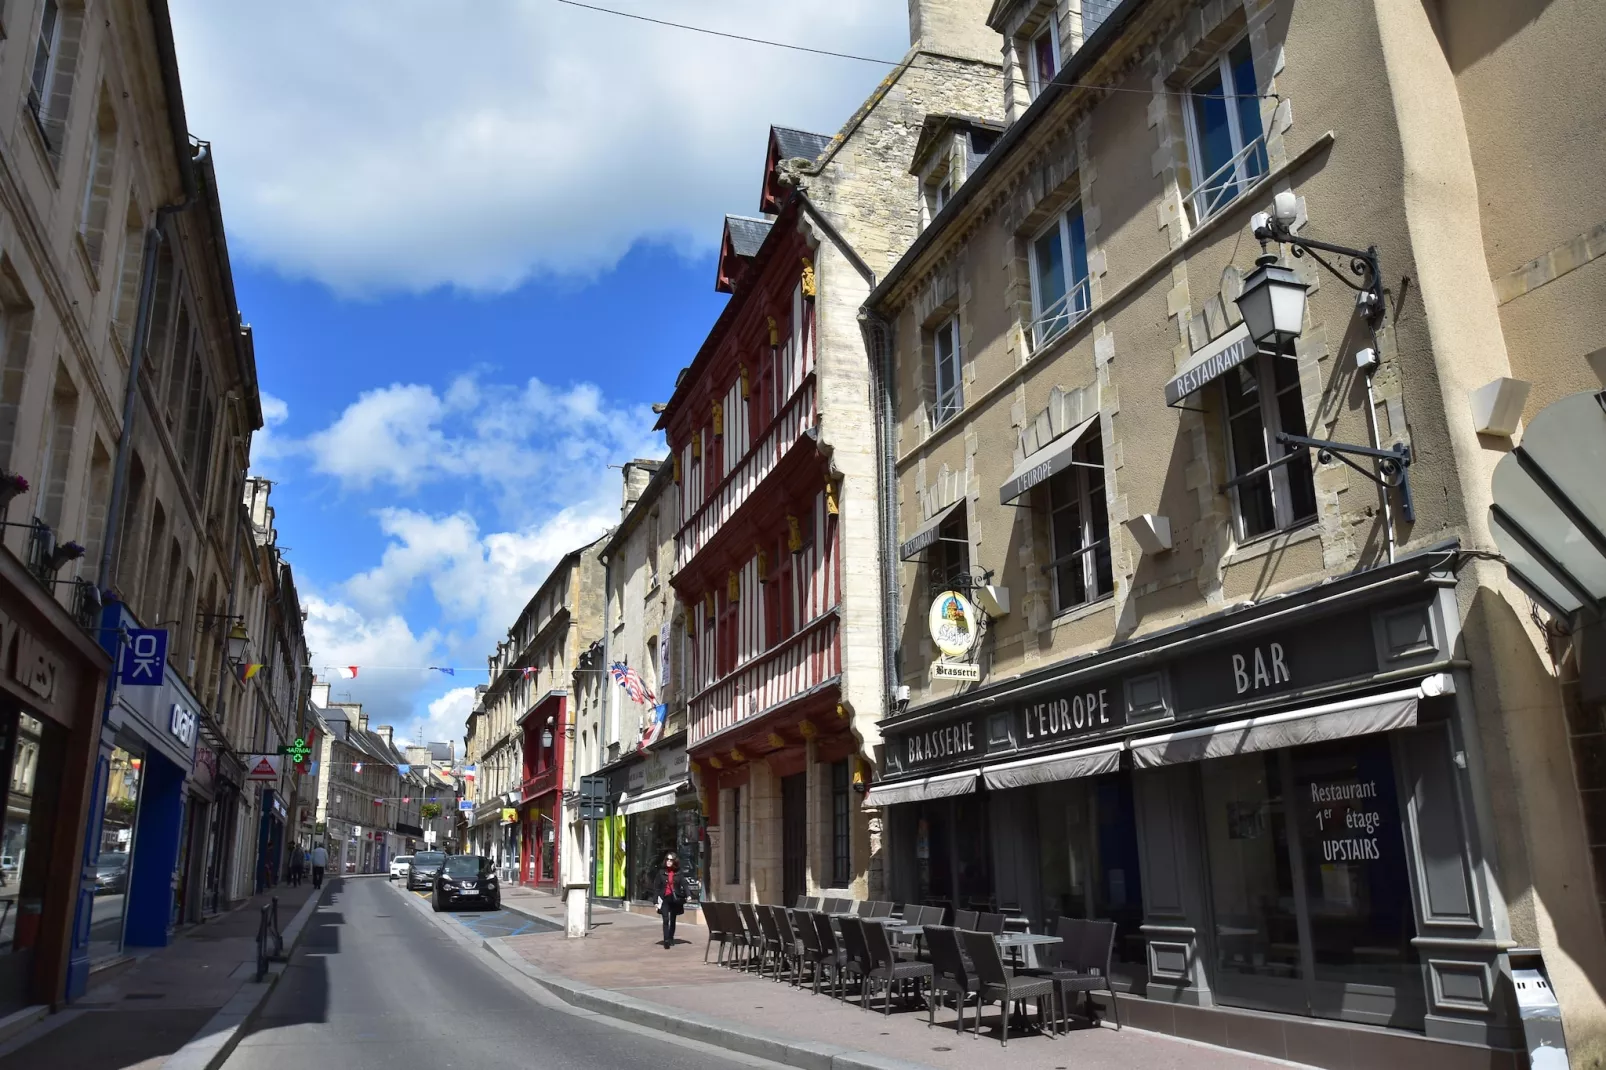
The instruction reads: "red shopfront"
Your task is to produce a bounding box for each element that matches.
[517,690,567,886]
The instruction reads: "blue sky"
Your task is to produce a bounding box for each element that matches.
[168,1,912,744]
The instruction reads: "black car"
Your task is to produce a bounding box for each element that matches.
[431,854,499,912]
[406,850,447,890]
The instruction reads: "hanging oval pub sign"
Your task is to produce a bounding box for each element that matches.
[928,590,980,658]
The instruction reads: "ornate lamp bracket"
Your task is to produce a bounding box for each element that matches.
[1275,433,1415,524]
[1254,217,1385,327]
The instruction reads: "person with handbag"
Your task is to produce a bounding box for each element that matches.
[651,852,690,949]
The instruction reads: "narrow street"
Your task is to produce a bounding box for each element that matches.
[220,878,764,1070]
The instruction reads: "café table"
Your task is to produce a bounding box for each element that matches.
[995,930,1062,970]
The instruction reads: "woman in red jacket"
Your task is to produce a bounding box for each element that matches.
[651,852,691,948]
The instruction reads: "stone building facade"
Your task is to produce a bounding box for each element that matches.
[665,0,1004,910]
[863,0,1606,1064]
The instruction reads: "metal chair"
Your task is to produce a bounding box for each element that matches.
[823,897,848,914]
[804,896,822,911]
[1037,918,1121,1032]
[756,906,786,982]
[976,912,1007,934]
[924,926,978,1034]
[810,911,849,999]
[739,903,766,973]
[720,902,756,969]
[703,899,731,964]
[953,909,979,931]
[864,916,933,1016]
[794,909,830,994]
[961,930,1057,1047]
[775,906,807,985]
[853,900,874,917]
[837,916,875,1010]
[869,901,894,918]
[794,895,809,909]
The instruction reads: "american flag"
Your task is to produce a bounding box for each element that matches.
[610,662,655,706]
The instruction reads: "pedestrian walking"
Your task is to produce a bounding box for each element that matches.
[287,844,304,887]
[309,842,328,889]
[650,852,691,949]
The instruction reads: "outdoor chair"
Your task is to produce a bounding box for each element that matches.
[924,926,979,1034]
[823,897,847,913]
[703,900,731,964]
[1030,918,1121,1032]
[864,915,933,1016]
[854,900,875,917]
[720,902,756,969]
[757,906,787,982]
[794,909,831,993]
[977,912,1007,934]
[837,916,875,1010]
[870,901,894,918]
[740,903,767,973]
[961,929,1058,1047]
[810,911,849,999]
[774,906,806,985]
[953,909,979,931]
[804,896,822,911]
[794,895,809,909]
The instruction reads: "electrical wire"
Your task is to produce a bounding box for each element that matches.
[551,0,1280,102]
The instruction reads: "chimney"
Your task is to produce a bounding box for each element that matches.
[357,710,368,732]
[310,681,331,708]
[620,460,655,518]
[908,0,1000,65]
[376,725,393,746]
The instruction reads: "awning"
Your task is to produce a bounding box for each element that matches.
[1126,681,1442,768]
[863,768,978,807]
[981,741,1122,791]
[619,783,681,817]
[999,415,1099,504]
[1163,322,1258,407]
[899,500,964,561]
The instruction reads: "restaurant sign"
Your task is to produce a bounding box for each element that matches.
[928,591,980,658]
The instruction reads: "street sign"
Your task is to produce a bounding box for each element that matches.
[246,754,283,781]
[279,737,312,764]
[458,799,474,811]
[578,774,608,820]
[118,629,168,686]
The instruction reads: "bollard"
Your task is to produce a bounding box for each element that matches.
[563,882,589,939]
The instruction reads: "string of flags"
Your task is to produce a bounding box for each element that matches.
[313,664,613,678]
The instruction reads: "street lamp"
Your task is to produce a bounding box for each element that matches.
[226,622,250,665]
[1235,255,1309,351]
[540,716,554,750]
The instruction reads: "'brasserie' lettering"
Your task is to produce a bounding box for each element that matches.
[1023,690,1111,741]
[907,721,977,766]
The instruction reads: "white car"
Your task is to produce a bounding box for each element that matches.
[389,855,413,881]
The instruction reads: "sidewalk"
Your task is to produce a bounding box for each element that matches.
[0,879,324,1070]
[490,891,1307,1070]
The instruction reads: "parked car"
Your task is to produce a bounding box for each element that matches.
[389,855,413,881]
[431,854,499,912]
[406,851,447,891]
[95,851,129,896]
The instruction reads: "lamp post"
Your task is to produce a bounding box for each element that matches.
[1235,194,1414,557]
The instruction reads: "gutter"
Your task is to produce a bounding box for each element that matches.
[859,309,902,717]
[192,145,263,430]
[862,0,1148,309]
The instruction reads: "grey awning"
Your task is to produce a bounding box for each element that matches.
[1163,323,1257,407]
[999,415,1099,504]
[981,741,1122,791]
[899,500,964,561]
[1127,681,1441,769]
[862,769,978,807]
[619,783,680,817]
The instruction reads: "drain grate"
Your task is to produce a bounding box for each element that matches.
[125,993,165,1000]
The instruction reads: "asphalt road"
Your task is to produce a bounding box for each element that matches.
[221,876,770,1070]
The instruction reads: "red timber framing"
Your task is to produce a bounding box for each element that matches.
[517,690,567,885]
[657,196,844,766]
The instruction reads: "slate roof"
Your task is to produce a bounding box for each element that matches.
[428,741,453,763]
[771,126,832,165]
[725,215,773,258]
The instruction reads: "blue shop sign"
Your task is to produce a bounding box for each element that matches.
[118,629,168,686]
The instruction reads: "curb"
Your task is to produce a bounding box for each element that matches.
[163,885,328,1070]
[478,936,936,1070]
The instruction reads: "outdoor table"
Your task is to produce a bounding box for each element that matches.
[995,930,1061,970]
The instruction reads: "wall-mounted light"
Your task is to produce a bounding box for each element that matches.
[1125,514,1174,555]
[1470,377,1532,438]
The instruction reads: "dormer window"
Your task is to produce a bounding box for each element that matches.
[1028,22,1060,98]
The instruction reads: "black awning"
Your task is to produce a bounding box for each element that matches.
[1163,322,1257,407]
[899,499,963,560]
[999,414,1099,504]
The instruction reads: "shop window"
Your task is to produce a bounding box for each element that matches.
[1045,434,1113,612]
[1182,35,1267,226]
[1032,774,1146,975]
[1028,206,1090,350]
[929,510,970,592]
[1222,353,1317,541]
[87,743,141,962]
[830,760,851,886]
[930,316,963,428]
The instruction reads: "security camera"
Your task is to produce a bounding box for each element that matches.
[1272,190,1299,227]
[1250,211,1271,236]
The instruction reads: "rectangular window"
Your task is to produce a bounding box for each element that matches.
[0,273,37,476]
[37,371,78,530]
[930,511,969,591]
[1029,206,1090,350]
[1028,24,1060,98]
[932,316,962,426]
[831,760,851,886]
[1184,36,1267,226]
[1222,352,1317,541]
[79,97,117,270]
[1046,433,1114,612]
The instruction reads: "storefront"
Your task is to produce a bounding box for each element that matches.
[618,737,700,902]
[517,690,567,886]
[80,608,200,959]
[871,548,1520,1055]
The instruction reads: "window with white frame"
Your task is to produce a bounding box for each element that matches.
[27,1,62,121]
[28,1,81,155]
[1026,22,1060,99]
[1045,433,1113,612]
[930,511,970,591]
[1028,206,1090,350]
[1183,36,1267,226]
[1221,352,1316,541]
[931,316,963,427]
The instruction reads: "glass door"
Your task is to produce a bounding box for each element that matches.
[1201,735,1422,1027]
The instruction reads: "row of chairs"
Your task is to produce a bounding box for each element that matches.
[701,901,1120,1047]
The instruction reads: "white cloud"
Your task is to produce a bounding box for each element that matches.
[301,592,443,729]
[168,0,910,294]
[400,687,478,751]
[247,390,292,475]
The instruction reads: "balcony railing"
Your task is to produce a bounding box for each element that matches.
[688,610,840,748]
[1184,134,1269,227]
[1028,275,1093,353]
[676,376,817,573]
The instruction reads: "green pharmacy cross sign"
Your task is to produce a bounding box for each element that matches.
[280,738,312,765]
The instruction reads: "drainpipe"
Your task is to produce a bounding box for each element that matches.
[859,310,902,712]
